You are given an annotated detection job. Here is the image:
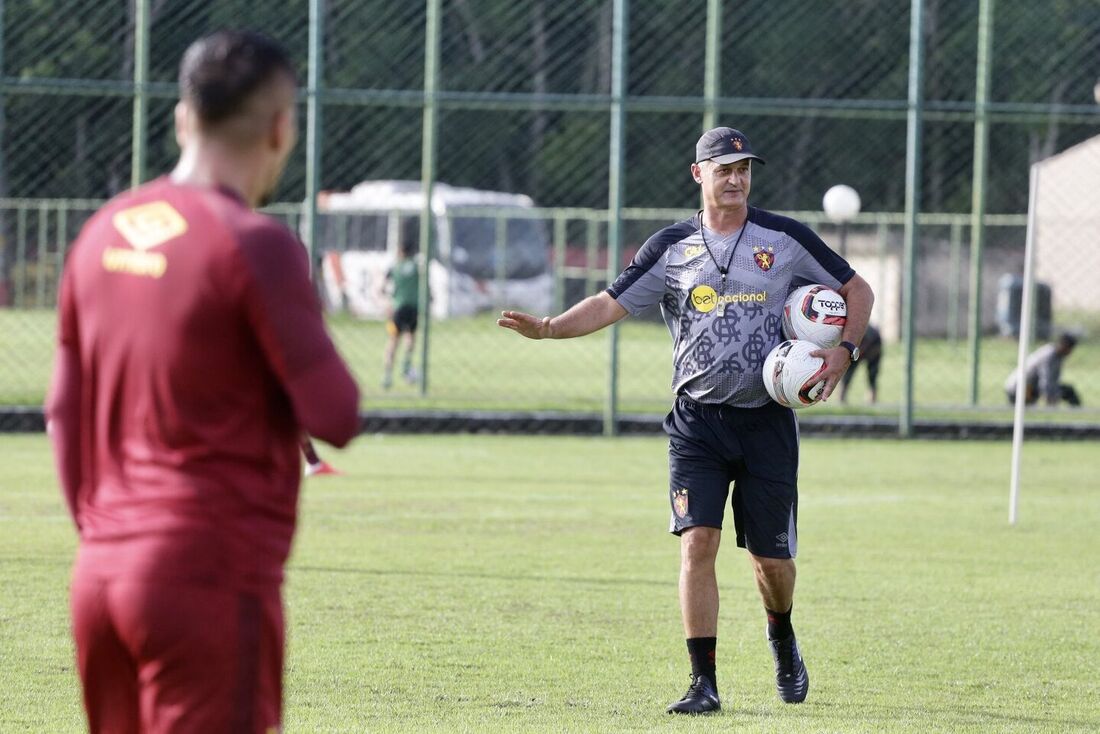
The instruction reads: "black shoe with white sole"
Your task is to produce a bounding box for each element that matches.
[769,631,809,703]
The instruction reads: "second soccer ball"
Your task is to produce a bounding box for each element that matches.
[782,284,847,349]
[763,339,828,409]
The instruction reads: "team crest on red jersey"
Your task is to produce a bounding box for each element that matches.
[673,488,689,518]
[112,201,188,251]
[753,245,776,271]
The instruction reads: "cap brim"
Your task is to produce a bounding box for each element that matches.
[706,152,765,165]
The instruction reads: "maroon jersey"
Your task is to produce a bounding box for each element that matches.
[48,177,359,590]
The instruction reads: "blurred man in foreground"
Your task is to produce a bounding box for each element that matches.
[46,30,359,732]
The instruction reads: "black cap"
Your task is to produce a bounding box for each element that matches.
[695,127,765,165]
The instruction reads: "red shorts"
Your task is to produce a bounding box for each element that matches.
[71,569,284,733]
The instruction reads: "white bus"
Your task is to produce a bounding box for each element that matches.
[310,180,552,319]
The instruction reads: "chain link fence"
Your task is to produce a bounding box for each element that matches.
[1,0,1098,433]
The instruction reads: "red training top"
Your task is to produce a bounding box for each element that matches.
[47,177,360,590]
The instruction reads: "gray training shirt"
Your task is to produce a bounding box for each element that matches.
[607,208,855,408]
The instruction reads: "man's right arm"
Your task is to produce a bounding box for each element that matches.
[45,267,83,531]
[498,291,628,340]
[498,221,687,340]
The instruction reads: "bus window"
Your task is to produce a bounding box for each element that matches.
[318,213,388,252]
[399,215,420,255]
[450,216,549,280]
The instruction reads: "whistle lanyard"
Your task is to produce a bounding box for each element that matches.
[699,220,747,293]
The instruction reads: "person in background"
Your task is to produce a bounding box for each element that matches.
[381,239,421,389]
[1005,331,1081,407]
[302,435,342,476]
[839,324,883,404]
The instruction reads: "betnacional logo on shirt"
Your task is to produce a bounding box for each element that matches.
[690,284,767,316]
[690,285,719,313]
[103,200,187,278]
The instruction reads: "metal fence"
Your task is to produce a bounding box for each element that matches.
[1,0,1098,434]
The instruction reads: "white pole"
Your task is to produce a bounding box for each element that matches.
[1008,164,1041,525]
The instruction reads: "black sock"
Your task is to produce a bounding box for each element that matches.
[686,637,717,684]
[766,606,793,640]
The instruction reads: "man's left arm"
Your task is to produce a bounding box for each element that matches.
[814,273,874,401]
[238,225,361,447]
[46,344,82,529]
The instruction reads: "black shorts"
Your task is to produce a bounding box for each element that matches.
[388,304,418,335]
[664,397,800,559]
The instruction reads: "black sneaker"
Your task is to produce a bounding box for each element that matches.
[768,631,809,703]
[666,674,721,714]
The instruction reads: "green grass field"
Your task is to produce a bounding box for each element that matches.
[2,433,1098,732]
[3,308,1099,424]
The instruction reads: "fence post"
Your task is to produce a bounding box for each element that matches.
[900,0,925,437]
[36,203,47,307]
[0,0,8,306]
[702,0,722,131]
[56,205,67,304]
[417,0,442,395]
[604,0,629,437]
[585,217,599,295]
[553,214,566,312]
[304,0,325,268]
[876,219,889,318]
[947,220,962,343]
[967,0,995,404]
[15,206,25,307]
[495,215,507,295]
[130,0,150,188]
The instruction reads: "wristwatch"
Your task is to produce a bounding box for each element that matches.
[840,340,860,363]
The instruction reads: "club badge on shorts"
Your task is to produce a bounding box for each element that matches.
[673,488,690,518]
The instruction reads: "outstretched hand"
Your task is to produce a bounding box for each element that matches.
[809,346,852,402]
[498,310,553,340]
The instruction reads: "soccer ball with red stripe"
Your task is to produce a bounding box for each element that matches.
[782,284,847,349]
[763,339,827,409]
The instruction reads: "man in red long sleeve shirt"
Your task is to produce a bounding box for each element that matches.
[45,30,360,733]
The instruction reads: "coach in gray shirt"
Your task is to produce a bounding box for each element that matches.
[498,126,874,714]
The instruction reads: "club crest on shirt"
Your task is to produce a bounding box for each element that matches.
[103,200,188,279]
[113,201,188,251]
[673,488,690,518]
[753,245,776,271]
